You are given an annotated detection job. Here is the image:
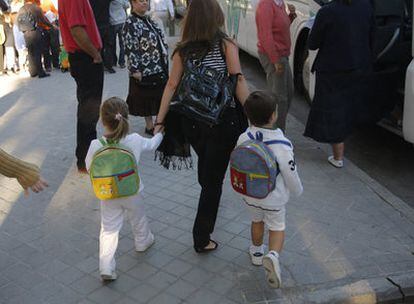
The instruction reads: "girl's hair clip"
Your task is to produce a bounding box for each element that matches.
[115,113,123,121]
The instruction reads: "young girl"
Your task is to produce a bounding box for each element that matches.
[85,97,163,281]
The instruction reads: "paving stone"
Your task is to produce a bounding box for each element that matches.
[88,286,123,304]
[54,266,85,285]
[69,275,102,295]
[165,279,199,299]
[182,267,215,288]
[163,258,193,277]
[37,259,69,278]
[127,283,160,303]
[212,245,243,262]
[45,285,82,304]
[116,254,139,273]
[160,241,188,256]
[127,263,158,280]
[75,256,99,274]
[0,282,26,301]
[0,251,18,272]
[185,288,221,304]
[146,251,175,269]
[147,270,178,290]
[101,274,138,294]
[159,227,186,240]
[147,293,182,304]
[227,236,251,252]
[7,291,44,304]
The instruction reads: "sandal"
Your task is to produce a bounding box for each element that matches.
[194,240,218,253]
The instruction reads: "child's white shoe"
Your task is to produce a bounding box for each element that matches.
[328,156,343,168]
[263,251,281,288]
[249,245,264,266]
[136,233,155,252]
[100,270,117,282]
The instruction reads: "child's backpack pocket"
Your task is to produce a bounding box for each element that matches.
[90,139,140,200]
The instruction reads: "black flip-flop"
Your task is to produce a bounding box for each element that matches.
[194,240,218,253]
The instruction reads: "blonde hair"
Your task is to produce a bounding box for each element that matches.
[100,97,130,142]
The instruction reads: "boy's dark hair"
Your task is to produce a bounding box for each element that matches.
[244,91,278,127]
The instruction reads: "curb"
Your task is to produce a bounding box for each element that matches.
[286,272,414,304]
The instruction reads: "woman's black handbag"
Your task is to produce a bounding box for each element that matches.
[170,58,238,125]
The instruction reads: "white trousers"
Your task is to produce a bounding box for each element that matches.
[99,193,152,273]
[5,46,16,70]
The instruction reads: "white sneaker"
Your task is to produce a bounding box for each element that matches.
[328,156,343,168]
[263,251,281,288]
[136,233,155,252]
[249,245,264,266]
[100,270,117,282]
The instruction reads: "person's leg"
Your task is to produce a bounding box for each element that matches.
[108,25,117,68]
[50,28,60,68]
[252,221,265,246]
[144,116,154,131]
[263,208,286,288]
[100,26,114,71]
[33,30,48,77]
[268,230,285,253]
[5,46,16,71]
[332,143,344,161]
[23,32,36,76]
[100,200,123,276]
[69,52,104,170]
[0,45,4,73]
[192,122,239,250]
[40,29,51,71]
[259,55,291,132]
[125,194,154,251]
[116,24,125,67]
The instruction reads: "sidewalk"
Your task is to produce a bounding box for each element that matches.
[0,42,414,303]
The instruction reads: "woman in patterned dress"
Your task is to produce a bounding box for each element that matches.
[123,0,169,135]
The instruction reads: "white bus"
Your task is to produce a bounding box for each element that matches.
[218,0,414,143]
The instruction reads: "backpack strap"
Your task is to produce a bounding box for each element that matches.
[99,138,107,146]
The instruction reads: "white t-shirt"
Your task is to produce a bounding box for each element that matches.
[236,126,303,210]
[150,0,174,18]
[85,133,163,195]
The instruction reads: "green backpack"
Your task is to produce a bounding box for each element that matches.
[89,138,140,200]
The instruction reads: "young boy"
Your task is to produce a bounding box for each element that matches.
[237,91,303,288]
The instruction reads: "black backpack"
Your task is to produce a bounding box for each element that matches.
[17,5,36,32]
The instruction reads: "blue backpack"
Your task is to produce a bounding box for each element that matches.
[230,131,292,199]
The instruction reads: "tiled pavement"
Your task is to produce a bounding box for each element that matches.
[0,40,414,303]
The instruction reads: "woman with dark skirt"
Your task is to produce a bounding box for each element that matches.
[154,0,249,253]
[304,0,375,168]
[123,0,168,136]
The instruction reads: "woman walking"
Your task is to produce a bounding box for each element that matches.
[304,0,375,168]
[155,0,249,253]
[123,0,168,136]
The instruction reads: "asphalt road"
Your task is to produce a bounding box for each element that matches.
[240,51,414,209]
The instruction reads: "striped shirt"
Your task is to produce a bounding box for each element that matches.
[201,41,227,73]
